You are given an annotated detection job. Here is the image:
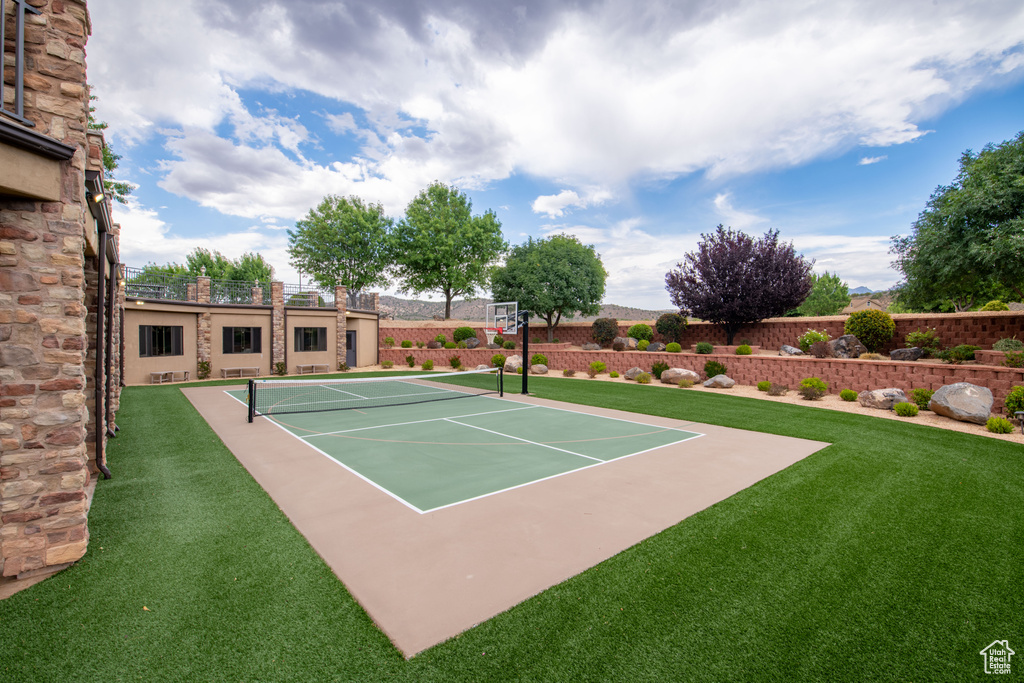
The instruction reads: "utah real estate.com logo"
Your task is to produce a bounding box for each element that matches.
[980,640,1014,675]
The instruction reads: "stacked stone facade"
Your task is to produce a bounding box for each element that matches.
[335,284,347,369]
[1,0,119,579]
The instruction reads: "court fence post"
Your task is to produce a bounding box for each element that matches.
[521,314,529,395]
[498,366,504,397]
[247,379,255,423]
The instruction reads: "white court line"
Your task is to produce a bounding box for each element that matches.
[304,404,539,438]
[443,418,603,462]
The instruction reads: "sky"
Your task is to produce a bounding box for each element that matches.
[86,0,1024,310]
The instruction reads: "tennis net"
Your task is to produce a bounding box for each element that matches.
[247,367,504,421]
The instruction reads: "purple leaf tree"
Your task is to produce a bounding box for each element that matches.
[665,225,813,345]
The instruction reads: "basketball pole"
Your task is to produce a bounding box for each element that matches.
[520,311,530,395]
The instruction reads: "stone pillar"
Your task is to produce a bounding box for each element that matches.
[251,284,263,306]
[196,275,211,304]
[271,281,285,370]
[372,292,379,311]
[186,282,197,302]
[335,283,348,369]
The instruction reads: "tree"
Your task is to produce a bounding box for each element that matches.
[391,182,507,319]
[891,130,1024,310]
[491,234,607,341]
[288,195,393,293]
[797,271,850,316]
[665,225,813,344]
[88,93,133,204]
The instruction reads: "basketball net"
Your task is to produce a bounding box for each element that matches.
[483,327,502,345]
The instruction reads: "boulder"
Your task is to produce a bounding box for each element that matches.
[582,342,601,351]
[647,342,667,352]
[858,388,909,410]
[486,343,502,349]
[614,336,639,349]
[703,374,735,388]
[464,337,481,349]
[929,383,993,425]
[829,334,867,359]
[503,354,524,373]
[780,344,805,356]
[624,366,645,380]
[426,340,442,349]
[474,364,490,371]
[531,364,548,375]
[890,347,923,361]
[661,368,700,385]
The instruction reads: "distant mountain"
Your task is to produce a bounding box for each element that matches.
[379,296,671,322]
[849,286,874,295]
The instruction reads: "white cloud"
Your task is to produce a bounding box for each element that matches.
[858,155,888,165]
[713,193,768,230]
[531,188,612,218]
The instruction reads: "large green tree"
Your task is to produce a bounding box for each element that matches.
[391,182,507,319]
[288,195,393,293]
[797,271,850,316]
[88,93,133,204]
[491,234,607,341]
[891,130,1024,311]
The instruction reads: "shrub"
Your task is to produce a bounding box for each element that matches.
[844,309,896,352]
[453,326,476,343]
[666,342,682,353]
[457,340,468,349]
[588,361,607,378]
[637,339,650,351]
[337,362,350,372]
[444,341,457,349]
[677,378,695,388]
[434,334,447,344]
[797,329,830,353]
[416,341,425,348]
[612,341,626,352]
[859,352,885,361]
[894,401,919,417]
[532,337,542,343]
[981,299,1009,311]
[563,368,576,377]
[503,340,516,350]
[767,384,789,396]
[591,318,619,346]
[939,344,980,364]
[1005,386,1024,415]
[635,372,652,384]
[531,353,548,366]
[401,340,413,348]
[910,388,934,410]
[491,353,506,368]
[809,341,832,358]
[609,370,620,378]
[840,389,858,402]
[422,359,434,371]
[449,355,462,369]
[381,360,394,369]
[994,337,1024,352]
[905,328,941,353]
[493,334,504,346]
[383,336,395,348]
[552,338,560,344]
[704,360,727,378]
[736,344,752,355]
[798,377,828,400]
[516,366,523,374]
[197,360,211,380]
[274,361,287,376]
[405,355,416,367]
[626,323,654,342]
[651,361,669,379]
[757,380,771,392]
[655,312,688,343]
[695,342,714,354]
[987,416,1014,434]
[1004,352,1024,368]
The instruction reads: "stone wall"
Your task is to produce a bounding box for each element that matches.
[0,0,115,579]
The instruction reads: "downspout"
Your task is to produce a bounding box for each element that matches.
[95,231,111,479]
[105,260,117,437]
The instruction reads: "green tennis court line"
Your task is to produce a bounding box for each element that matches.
[227,391,702,512]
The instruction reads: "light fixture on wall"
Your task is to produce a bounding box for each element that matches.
[135,300,144,306]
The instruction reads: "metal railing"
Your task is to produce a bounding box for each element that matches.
[283,283,335,308]
[122,266,193,301]
[347,291,375,311]
[210,279,270,305]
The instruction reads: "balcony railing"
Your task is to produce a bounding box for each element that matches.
[347,292,375,311]
[283,283,335,308]
[122,266,193,302]
[211,279,269,305]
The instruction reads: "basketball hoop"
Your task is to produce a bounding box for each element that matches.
[483,327,503,346]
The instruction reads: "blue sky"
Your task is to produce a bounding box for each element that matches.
[86,0,1024,309]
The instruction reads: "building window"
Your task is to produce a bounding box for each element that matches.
[139,325,183,357]
[294,327,327,352]
[223,327,262,354]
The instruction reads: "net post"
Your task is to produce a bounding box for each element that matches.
[521,313,529,395]
[247,379,255,423]
[498,366,504,397]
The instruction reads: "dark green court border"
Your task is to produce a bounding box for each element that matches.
[228,390,702,512]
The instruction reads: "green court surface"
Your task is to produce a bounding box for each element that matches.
[228,390,703,512]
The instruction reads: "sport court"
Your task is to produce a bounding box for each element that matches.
[231,371,702,512]
[189,371,828,656]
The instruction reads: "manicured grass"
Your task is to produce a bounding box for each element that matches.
[1,375,1021,681]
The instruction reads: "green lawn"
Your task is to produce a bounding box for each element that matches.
[1,374,1021,681]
